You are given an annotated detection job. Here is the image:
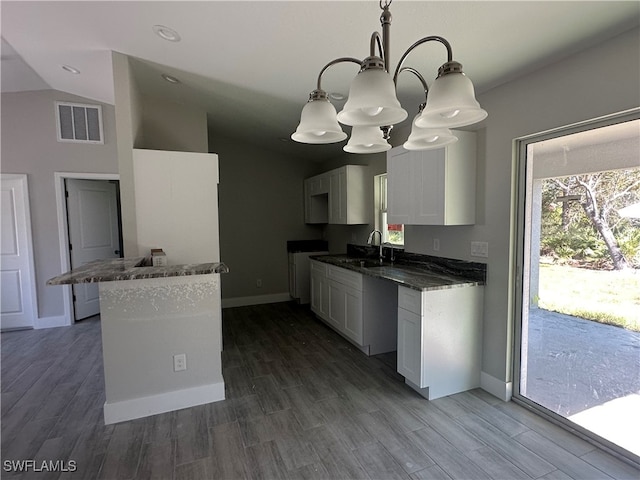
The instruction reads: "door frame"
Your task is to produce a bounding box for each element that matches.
[510,108,640,464]
[1,173,38,329]
[54,172,120,325]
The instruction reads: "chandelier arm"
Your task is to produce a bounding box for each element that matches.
[397,66,429,103]
[392,36,453,84]
[316,57,363,91]
[369,32,384,60]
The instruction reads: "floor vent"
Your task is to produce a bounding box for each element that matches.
[55,102,103,144]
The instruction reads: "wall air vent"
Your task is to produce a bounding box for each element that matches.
[55,102,104,144]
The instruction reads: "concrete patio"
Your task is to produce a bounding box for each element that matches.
[523,307,640,456]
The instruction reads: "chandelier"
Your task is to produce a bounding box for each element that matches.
[291,0,487,154]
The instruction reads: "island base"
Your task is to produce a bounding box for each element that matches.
[99,274,224,424]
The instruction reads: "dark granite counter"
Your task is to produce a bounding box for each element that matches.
[47,257,229,285]
[310,250,485,292]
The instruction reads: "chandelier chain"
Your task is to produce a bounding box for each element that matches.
[380,0,392,10]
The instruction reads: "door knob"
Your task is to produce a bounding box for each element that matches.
[114,250,121,255]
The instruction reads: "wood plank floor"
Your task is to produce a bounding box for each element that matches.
[2,302,638,479]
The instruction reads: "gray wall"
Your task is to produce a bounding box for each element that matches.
[209,133,323,301]
[112,52,210,257]
[137,94,208,153]
[112,52,141,257]
[1,89,118,320]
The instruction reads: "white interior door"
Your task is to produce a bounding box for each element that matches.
[66,179,121,320]
[1,174,37,330]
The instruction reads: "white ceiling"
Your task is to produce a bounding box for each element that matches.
[2,1,639,160]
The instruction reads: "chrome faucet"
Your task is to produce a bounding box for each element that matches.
[367,230,383,262]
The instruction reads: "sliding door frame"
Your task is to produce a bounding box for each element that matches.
[510,108,640,466]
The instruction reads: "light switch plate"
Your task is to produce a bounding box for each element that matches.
[471,241,489,258]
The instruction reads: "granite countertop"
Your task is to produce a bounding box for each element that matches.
[310,253,485,292]
[47,257,229,285]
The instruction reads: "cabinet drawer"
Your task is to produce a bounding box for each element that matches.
[310,260,328,276]
[328,265,363,291]
[398,286,422,315]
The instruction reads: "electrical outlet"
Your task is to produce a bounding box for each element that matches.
[173,353,187,372]
[256,279,262,288]
[433,238,440,251]
[471,241,489,258]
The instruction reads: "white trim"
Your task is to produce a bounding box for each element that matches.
[55,101,104,144]
[480,371,513,402]
[34,315,68,330]
[103,382,225,425]
[54,172,119,326]
[222,293,292,309]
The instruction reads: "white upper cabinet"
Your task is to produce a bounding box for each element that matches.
[305,165,368,225]
[387,131,477,225]
[304,173,329,224]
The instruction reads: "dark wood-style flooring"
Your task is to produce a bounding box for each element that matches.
[1,302,638,479]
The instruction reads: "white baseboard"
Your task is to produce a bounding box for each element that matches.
[480,371,513,402]
[103,382,225,425]
[34,315,70,329]
[222,292,291,309]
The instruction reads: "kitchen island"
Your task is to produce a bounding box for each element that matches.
[48,257,229,424]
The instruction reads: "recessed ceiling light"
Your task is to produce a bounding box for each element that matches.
[329,92,346,101]
[161,74,180,84]
[152,25,181,42]
[61,65,80,74]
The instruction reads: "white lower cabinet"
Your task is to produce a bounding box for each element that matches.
[310,261,396,355]
[327,263,364,345]
[329,280,363,344]
[397,285,484,400]
[397,307,422,386]
[310,260,329,320]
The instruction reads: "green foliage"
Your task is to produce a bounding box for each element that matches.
[541,223,608,260]
[540,168,640,268]
[617,225,640,264]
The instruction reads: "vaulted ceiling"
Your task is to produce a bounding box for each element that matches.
[2,1,639,159]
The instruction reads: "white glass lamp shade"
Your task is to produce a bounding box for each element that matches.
[416,72,487,129]
[291,99,347,144]
[337,68,408,127]
[344,126,391,154]
[404,114,458,150]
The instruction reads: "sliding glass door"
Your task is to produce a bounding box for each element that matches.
[513,111,640,463]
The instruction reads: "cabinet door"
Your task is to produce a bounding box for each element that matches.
[342,285,363,344]
[397,307,423,386]
[305,178,329,224]
[310,262,329,320]
[310,271,322,316]
[329,169,347,224]
[412,149,446,224]
[304,178,312,223]
[387,147,413,225]
[288,256,296,298]
[328,280,346,331]
[319,275,329,319]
